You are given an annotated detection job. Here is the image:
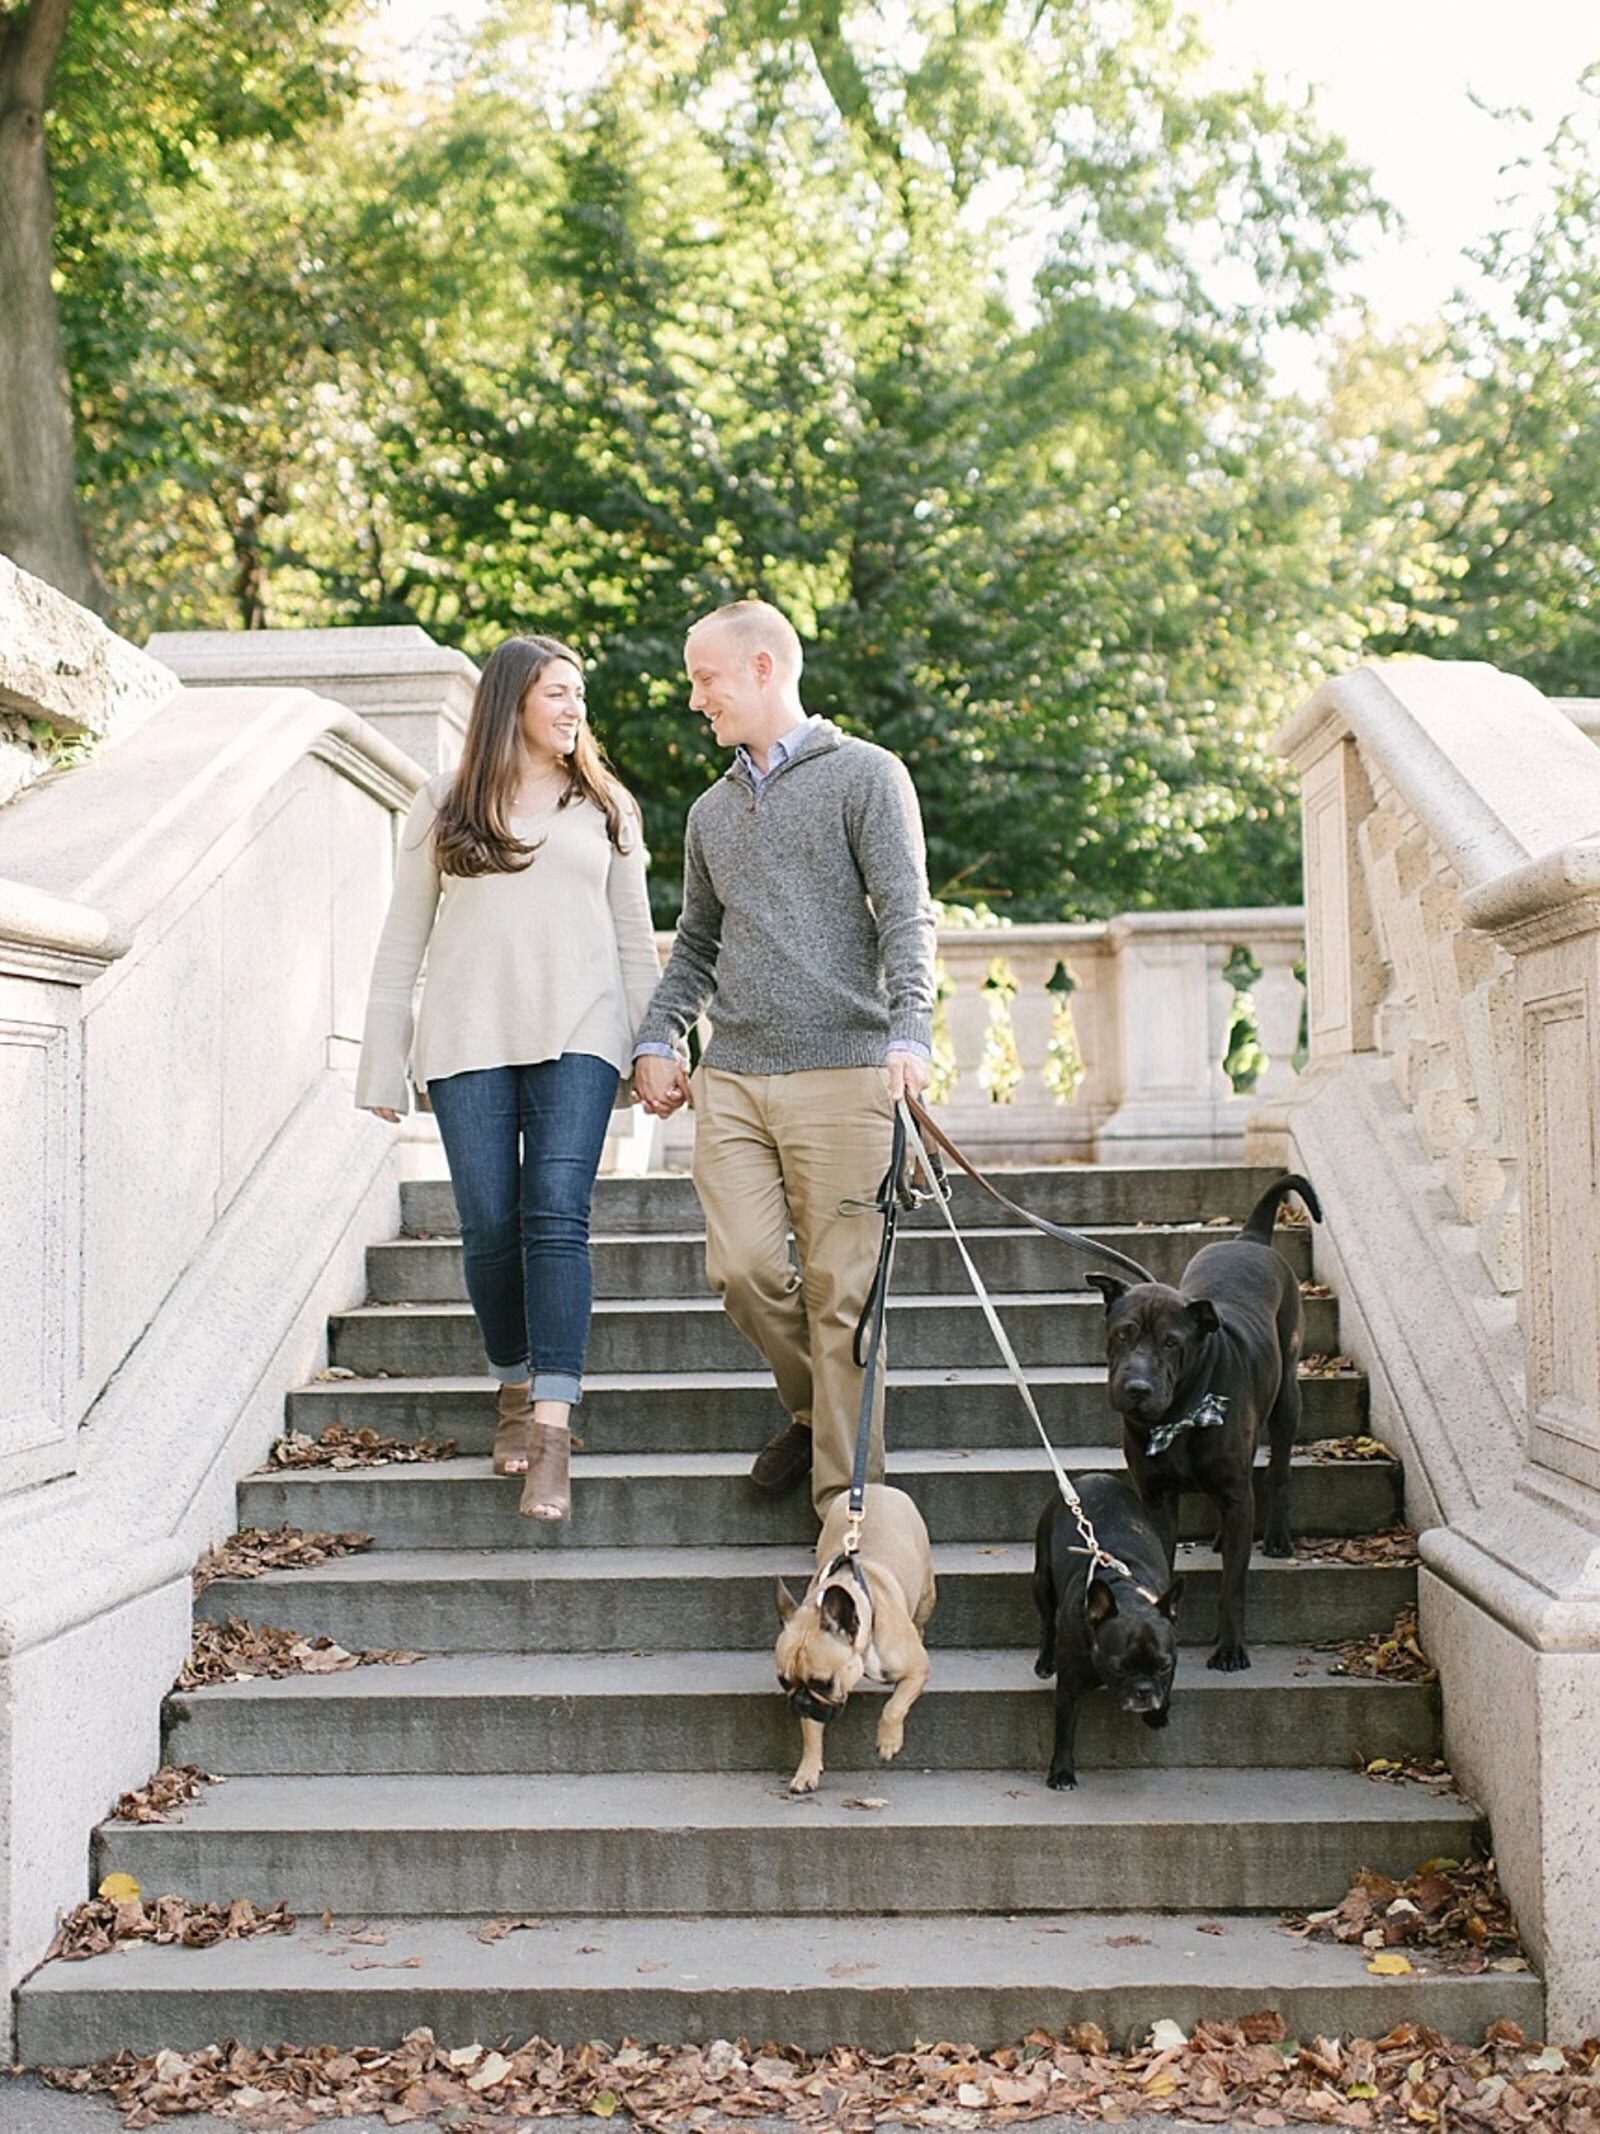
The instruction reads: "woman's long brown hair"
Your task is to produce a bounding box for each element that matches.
[431,636,632,877]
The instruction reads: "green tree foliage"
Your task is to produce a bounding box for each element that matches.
[1371,74,1600,694]
[64,0,1389,919]
[39,0,369,629]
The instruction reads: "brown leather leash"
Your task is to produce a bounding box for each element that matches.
[904,1094,1156,1285]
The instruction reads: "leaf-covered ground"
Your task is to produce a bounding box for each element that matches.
[40,2016,1600,2130]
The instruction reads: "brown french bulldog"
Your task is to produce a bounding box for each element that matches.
[774,1483,937,1795]
[1032,1474,1182,1790]
[1087,1172,1321,1674]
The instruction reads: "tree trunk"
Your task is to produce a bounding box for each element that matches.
[0,0,109,615]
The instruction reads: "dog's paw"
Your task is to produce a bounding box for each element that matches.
[788,1766,821,1795]
[1142,1706,1170,1729]
[1207,1644,1250,1672]
[1046,1767,1078,1791]
[1263,1529,1294,1559]
[875,1720,905,1763]
[1033,1654,1055,1679]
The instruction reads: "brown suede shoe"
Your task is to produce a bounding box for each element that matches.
[750,1419,812,1496]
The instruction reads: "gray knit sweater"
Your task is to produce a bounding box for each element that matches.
[636,719,937,1073]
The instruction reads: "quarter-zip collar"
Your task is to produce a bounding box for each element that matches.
[725,716,843,797]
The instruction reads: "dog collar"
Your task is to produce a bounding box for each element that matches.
[822,1549,873,1605]
[1144,1389,1230,1457]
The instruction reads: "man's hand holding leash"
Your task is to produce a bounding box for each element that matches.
[886,1048,930,1102]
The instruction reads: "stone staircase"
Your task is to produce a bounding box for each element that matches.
[17,1165,1541,2059]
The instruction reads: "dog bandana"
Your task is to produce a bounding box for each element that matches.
[1144,1389,1230,1457]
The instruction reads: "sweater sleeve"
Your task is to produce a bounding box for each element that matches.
[633,803,723,1052]
[608,795,664,1044]
[354,785,442,1114]
[850,749,937,1056]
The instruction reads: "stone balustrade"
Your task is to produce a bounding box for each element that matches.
[1262,659,1600,2038]
[651,909,1305,1171]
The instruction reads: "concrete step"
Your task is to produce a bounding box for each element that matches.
[368,1222,1315,1304]
[15,1907,1540,2065]
[89,1767,1483,1917]
[163,1646,1439,1778]
[194,1541,1415,1655]
[286,1365,1368,1453]
[234,1451,1399,1551]
[327,1292,1343,1377]
[405,1165,1305,1238]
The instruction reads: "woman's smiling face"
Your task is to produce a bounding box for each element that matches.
[519,657,586,763]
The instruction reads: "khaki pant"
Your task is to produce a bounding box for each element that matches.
[691,1065,896,1517]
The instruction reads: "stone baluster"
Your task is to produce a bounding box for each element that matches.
[1005,938,1064,1112]
[936,933,999,1114]
[1249,936,1305,1101]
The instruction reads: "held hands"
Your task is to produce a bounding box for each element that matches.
[634,1053,692,1118]
[887,1049,930,1103]
[365,1107,402,1124]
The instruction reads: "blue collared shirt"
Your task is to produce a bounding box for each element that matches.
[738,716,817,790]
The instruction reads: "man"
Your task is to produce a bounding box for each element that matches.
[633,600,937,1517]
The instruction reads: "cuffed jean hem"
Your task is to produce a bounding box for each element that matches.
[489,1359,532,1385]
[532,1371,582,1405]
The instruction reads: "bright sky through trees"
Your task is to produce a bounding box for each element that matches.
[374,0,1597,336]
[1203,0,1596,327]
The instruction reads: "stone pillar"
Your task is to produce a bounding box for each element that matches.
[146,624,476,775]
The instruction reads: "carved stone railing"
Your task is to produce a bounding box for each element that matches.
[1261,659,1600,2038]
[0,585,443,2055]
[651,909,1306,1171]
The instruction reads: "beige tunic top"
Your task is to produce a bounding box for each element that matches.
[355,773,661,1116]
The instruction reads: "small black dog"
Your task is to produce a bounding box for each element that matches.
[1032,1473,1182,1791]
[1087,1172,1321,1674]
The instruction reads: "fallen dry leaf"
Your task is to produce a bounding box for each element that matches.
[268,1423,457,1470]
[46,1892,292,1963]
[1318,1605,1438,1683]
[1302,1435,1398,1464]
[108,1764,220,1824]
[1299,1352,1355,1378]
[193,1526,374,1592]
[1285,1857,1522,1968]
[1295,1526,1421,1567]
[176,1617,424,1690]
[473,1916,546,1943]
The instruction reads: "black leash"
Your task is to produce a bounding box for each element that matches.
[839,1098,1131,1580]
[841,1104,942,1558]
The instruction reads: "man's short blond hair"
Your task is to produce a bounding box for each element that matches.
[687,599,804,681]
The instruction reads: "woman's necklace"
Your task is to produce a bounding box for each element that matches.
[509,762,570,818]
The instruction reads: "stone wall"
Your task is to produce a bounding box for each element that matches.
[0,573,430,2053]
[1258,659,1600,2037]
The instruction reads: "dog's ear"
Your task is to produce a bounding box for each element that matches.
[775,1578,799,1623]
[1160,1576,1184,1620]
[1188,1298,1220,1337]
[1085,1577,1118,1627]
[1086,1273,1129,1311]
[820,1584,860,1639]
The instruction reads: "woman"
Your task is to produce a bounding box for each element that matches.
[356,635,661,1522]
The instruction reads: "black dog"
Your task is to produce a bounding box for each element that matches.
[1032,1474,1182,1791]
[1086,1173,1321,1674]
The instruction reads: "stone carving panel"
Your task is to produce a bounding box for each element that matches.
[0,1009,73,1487]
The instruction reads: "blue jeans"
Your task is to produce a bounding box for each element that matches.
[426,1054,620,1403]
